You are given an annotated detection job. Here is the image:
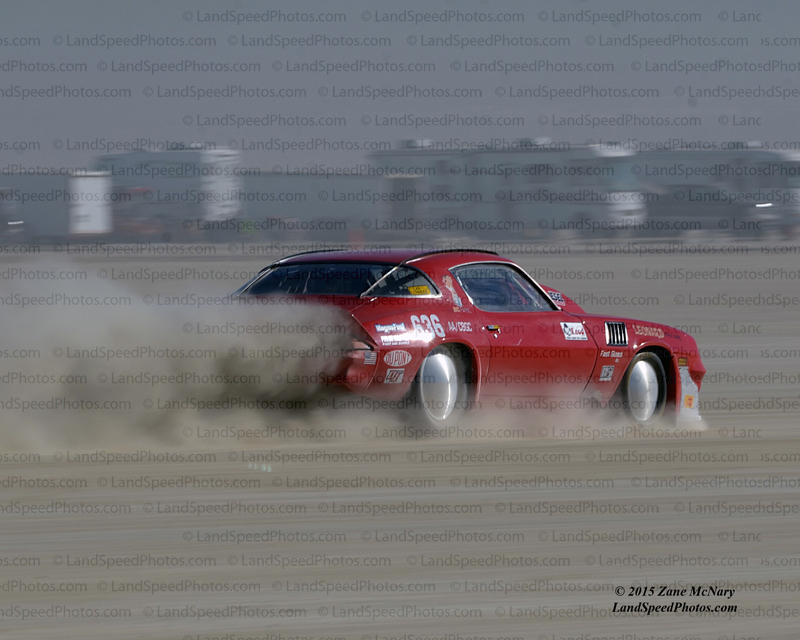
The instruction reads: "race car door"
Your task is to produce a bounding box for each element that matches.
[450,263,598,399]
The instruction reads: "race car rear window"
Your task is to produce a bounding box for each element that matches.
[452,264,553,312]
[244,263,437,297]
[367,266,438,297]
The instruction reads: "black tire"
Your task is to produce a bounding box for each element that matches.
[620,352,667,426]
[405,344,470,430]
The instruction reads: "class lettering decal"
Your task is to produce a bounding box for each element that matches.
[447,321,473,333]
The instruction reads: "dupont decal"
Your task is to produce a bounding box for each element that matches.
[599,365,615,382]
[632,324,665,339]
[560,322,588,341]
[548,291,565,306]
[384,350,412,367]
[375,322,406,333]
[384,368,405,384]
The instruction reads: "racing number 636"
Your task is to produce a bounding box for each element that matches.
[411,314,446,338]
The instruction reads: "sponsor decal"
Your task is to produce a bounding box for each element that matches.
[600,350,623,359]
[380,335,410,346]
[548,291,565,305]
[364,351,377,366]
[442,275,463,308]
[384,350,412,367]
[678,356,688,367]
[447,321,473,333]
[375,322,406,333]
[678,365,701,422]
[632,324,665,339]
[599,365,615,382]
[561,322,588,341]
[408,285,430,295]
[384,368,405,384]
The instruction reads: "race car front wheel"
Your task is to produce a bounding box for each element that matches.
[621,352,667,425]
[407,345,469,429]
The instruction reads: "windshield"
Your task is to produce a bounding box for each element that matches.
[242,262,438,297]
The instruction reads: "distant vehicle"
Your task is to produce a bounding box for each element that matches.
[644,182,748,236]
[637,147,800,238]
[235,249,705,428]
[738,149,800,238]
[462,142,650,238]
[95,149,242,241]
[0,187,24,240]
[0,172,112,241]
[370,141,650,239]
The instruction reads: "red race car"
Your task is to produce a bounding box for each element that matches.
[235,249,705,428]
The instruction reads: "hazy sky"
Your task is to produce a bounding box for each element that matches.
[1,0,796,169]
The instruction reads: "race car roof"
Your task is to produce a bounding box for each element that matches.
[268,248,502,269]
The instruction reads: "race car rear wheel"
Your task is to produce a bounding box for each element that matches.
[621,352,667,425]
[408,345,469,429]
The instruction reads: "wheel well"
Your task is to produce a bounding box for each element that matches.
[637,346,677,414]
[440,342,477,398]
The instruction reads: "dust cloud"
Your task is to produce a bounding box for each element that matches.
[0,257,355,451]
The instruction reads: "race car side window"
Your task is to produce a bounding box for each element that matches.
[452,264,553,312]
[244,262,439,298]
[368,267,440,297]
[246,263,392,296]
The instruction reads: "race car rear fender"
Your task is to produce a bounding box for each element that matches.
[344,337,485,402]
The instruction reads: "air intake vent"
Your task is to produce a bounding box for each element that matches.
[605,322,628,347]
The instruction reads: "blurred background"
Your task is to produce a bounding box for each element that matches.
[1,1,799,247]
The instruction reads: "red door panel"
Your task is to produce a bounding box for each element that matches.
[450,263,598,401]
[475,310,598,398]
